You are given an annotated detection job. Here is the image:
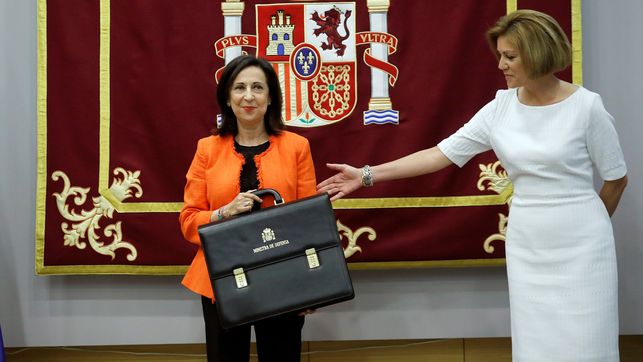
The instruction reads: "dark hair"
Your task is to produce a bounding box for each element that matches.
[213,55,285,136]
[486,10,571,78]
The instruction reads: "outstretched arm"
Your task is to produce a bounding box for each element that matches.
[599,175,628,216]
[317,146,453,200]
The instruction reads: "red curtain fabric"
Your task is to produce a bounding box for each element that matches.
[36,0,577,274]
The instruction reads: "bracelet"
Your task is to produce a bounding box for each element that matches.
[216,206,225,221]
[361,165,374,187]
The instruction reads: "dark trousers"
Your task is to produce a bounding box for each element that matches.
[201,296,305,362]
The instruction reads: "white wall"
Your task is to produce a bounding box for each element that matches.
[1,0,641,347]
[582,0,643,334]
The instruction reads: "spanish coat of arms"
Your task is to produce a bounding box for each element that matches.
[215,1,400,127]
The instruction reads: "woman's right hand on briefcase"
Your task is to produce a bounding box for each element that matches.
[210,191,263,222]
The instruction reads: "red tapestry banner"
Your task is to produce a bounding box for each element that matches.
[36,0,582,274]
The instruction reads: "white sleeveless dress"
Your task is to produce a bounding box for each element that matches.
[438,87,627,361]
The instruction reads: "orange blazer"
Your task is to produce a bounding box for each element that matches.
[179,131,317,299]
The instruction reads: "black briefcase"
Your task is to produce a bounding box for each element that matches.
[198,189,354,329]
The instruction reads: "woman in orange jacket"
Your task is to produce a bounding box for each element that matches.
[179,55,317,362]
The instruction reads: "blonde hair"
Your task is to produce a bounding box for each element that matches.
[486,10,571,78]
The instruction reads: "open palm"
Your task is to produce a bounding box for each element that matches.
[316,163,363,201]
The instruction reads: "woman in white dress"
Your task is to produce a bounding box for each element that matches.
[317,10,628,361]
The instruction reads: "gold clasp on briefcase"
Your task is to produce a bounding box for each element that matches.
[233,268,248,289]
[306,248,320,269]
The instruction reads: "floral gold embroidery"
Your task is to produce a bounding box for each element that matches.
[477,161,512,254]
[336,219,377,259]
[51,168,142,261]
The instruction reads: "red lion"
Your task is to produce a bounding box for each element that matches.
[310,7,352,57]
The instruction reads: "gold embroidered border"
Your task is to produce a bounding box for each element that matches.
[98,0,111,200]
[36,258,506,275]
[349,258,506,270]
[571,0,583,85]
[332,184,513,209]
[35,0,48,274]
[36,265,189,276]
[506,0,517,14]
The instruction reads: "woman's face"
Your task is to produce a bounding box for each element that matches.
[496,35,527,88]
[228,65,271,128]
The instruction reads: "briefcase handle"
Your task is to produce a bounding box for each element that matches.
[251,188,284,206]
